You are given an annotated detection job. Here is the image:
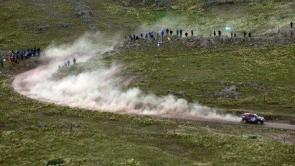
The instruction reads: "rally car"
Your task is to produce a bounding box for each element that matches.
[241,113,265,125]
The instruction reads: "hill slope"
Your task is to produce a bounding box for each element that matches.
[1,1,295,165]
[1,0,294,48]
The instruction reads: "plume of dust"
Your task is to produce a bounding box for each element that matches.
[13,32,240,122]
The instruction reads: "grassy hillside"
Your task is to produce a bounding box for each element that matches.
[1,0,295,165]
[1,0,294,49]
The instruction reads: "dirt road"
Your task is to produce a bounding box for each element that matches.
[156,114,295,131]
[264,122,295,130]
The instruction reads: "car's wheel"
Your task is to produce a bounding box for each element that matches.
[242,119,247,123]
[257,121,263,125]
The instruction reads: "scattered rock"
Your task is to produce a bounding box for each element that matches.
[215,85,240,99]
[155,0,171,7]
[67,0,97,32]
[58,23,73,29]
[115,0,171,8]
[243,134,258,139]
[167,90,185,98]
[37,25,49,32]
[237,81,264,90]
[0,123,6,129]
[46,158,65,166]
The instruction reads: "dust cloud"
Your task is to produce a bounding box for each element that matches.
[13,32,240,122]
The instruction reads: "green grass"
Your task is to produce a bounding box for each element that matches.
[1,0,295,165]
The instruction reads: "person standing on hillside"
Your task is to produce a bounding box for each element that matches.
[170,30,173,36]
[185,32,188,37]
[291,22,293,28]
[67,60,70,67]
[73,58,76,65]
[218,30,221,37]
[180,29,183,37]
[166,28,169,35]
[37,48,41,56]
[176,29,179,37]
[243,31,247,38]
[150,32,155,40]
[0,55,4,68]
[213,30,216,37]
[20,50,24,60]
[191,30,194,37]
[33,47,37,56]
[9,50,15,64]
[161,30,164,37]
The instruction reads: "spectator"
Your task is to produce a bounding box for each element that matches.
[180,29,183,37]
[166,28,169,35]
[218,30,221,37]
[0,55,3,68]
[37,48,41,56]
[243,31,247,38]
[161,30,164,40]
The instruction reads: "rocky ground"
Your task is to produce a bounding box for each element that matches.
[67,0,97,32]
